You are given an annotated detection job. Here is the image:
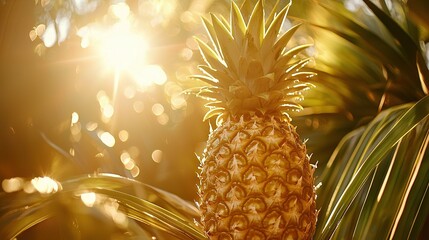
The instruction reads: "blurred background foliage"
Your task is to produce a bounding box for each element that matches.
[1,0,429,239]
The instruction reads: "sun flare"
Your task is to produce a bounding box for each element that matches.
[99,25,148,70]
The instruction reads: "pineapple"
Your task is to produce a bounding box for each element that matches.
[194,0,317,239]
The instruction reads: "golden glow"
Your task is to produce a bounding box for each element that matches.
[98,131,116,147]
[70,148,75,156]
[130,166,140,177]
[102,104,114,119]
[41,21,56,48]
[81,192,97,207]
[118,130,129,142]
[113,211,128,228]
[151,103,164,116]
[97,90,109,105]
[71,112,79,124]
[157,113,169,125]
[23,181,36,194]
[77,26,90,48]
[109,2,130,20]
[31,176,59,194]
[121,151,137,171]
[123,86,136,99]
[2,177,24,193]
[128,146,140,158]
[97,90,114,123]
[102,199,128,228]
[133,101,144,113]
[171,94,187,110]
[180,47,193,61]
[120,151,131,164]
[70,122,82,142]
[86,122,98,131]
[132,65,168,87]
[124,160,135,170]
[99,22,148,70]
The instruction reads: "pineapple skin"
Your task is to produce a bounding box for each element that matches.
[199,114,317,240]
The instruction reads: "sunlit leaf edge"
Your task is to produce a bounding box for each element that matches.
[0,174,206,240]
[316,95,429,239]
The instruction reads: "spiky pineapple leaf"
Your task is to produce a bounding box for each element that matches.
[230,1,246,44]
[201,16,222,57]
[273,23,302,59]
[260,5,290,69]
[195,37,226,71]
[262,3,288,49]
[265,0,287,30]
[198,65,235,85]
[246,0,264,47]
[275,44,313,72]
[210,13,240,73]
[203,107,225,122]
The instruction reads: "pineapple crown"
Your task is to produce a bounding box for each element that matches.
[193,0,315,123]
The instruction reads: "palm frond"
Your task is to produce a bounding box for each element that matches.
[286,0,429,239]
[315,96,429,239]
[0,174,205,240]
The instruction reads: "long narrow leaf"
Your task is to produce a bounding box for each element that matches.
[319,95,429,239]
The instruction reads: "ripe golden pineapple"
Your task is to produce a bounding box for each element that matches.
[194,0,317,239]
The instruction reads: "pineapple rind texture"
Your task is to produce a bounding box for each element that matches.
[199,115,317,239]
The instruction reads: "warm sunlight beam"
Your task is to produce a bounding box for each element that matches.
[99,23,148,71]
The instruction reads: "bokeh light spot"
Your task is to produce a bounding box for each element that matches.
[56,11,71,44]
[70,122,82,142]
[2,177,24,193]
[81,192,97,207]
[31,177,59,194]
[86,122,98,131]
[118,130,129,142]
[130,166,140,177]
[113,211,128,228]
[42,21,57,48]
[128,146,140,158]
[109,2,130,19]
[99,131,116,147]
[157,113,169,125]
[171,94,187,110]
[120,151,131,164]
[71,112,79,124]
[133,65,167,87]
[124,159,135,170]
[72,0,100,15]
[124,86,136,99]
[152,103,164,116]
[180,48,193,61]
[151,149,163,163]
[23,182,35,194]
[70,148,75,156]
[133,101,145,113]
[102,104,114,119]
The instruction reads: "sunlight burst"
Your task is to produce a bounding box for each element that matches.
[31,177,60,194]
[99,23,148,70]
